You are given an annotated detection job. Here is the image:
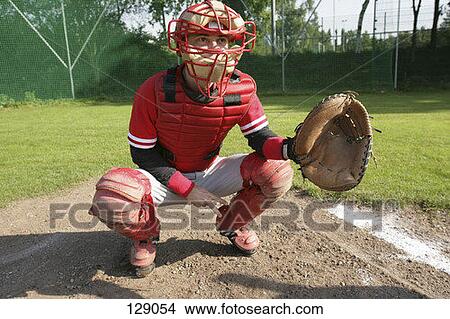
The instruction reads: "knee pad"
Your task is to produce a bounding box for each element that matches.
[240,152,294,200]
[89,167,160,241]
[216,153,294,232]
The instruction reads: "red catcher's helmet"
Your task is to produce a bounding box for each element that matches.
[168,0,256,98]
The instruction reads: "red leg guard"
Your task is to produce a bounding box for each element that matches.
[89,168,160,241]
[216,153,293,232]
[216,185,265,231]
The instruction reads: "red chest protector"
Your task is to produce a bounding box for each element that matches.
[154,66,256,172]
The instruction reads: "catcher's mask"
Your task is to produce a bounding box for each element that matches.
[168,0,256,98]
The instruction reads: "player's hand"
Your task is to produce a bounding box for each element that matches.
[186,185,228,208]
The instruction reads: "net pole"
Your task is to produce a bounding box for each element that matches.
[373,0,378,49]
[62,0,75,99]
[321,17,324,53]
[333,0,336,51]
[394,0,401,90]
[271,0,276,56]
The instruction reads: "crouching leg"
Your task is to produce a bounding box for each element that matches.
[216,153,293,254]
[89,167,159,277]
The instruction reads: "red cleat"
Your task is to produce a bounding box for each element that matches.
[130,240,156,277]
[221,227,260,255]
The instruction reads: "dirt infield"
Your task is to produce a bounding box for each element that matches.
[0,179,449,299]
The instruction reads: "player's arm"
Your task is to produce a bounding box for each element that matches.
[130,146,194,197]
[129,81,194,197]
[239,94,289,160]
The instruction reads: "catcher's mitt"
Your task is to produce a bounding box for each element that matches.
[288,92,373,192]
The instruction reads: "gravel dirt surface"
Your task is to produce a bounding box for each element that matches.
[0,179,449,299]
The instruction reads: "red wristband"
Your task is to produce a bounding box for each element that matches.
[167,171,195,197]
[262,137,286,160]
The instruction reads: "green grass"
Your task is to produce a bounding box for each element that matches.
[0,91,449,210]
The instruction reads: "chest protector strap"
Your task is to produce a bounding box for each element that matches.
[163,67,177,103]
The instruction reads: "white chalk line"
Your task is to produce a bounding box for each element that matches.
[328,204,450,275]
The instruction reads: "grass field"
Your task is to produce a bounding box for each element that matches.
[0,91,449,210]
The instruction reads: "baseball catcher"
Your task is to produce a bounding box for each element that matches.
[89,0,372,277]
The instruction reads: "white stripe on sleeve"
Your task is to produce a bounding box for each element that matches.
[242,121,269,136]
[128,140,156,149]
[239,115,267,131]
[128,132,157,144]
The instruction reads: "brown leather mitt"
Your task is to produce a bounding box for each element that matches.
[287,92,373,192]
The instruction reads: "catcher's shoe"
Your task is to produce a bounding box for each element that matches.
[130,239,156,278]
[220,227,260,256]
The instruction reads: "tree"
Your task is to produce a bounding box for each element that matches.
[222,0,272,54]
[112,0,136,22]
[346,30,372,52]
[430,0,443,49]
[224,0,322,55]
[441,1,450,28]
[356,0,370,53]
[411,0,423,61]
[223,0,273,23]
[276,0,321,53]
[128,0,189,41]
[437,1,450,45]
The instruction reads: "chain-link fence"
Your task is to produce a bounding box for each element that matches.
[1,0,449,101]
[0,0,176,100]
